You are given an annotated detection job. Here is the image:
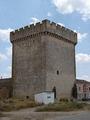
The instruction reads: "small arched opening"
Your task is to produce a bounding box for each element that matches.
[52,86,56,99]
[26,96,29,99]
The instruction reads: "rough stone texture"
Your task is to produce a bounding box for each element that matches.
[12,36,46,98]
[45,35,76,99]
[0,78,12,98]
[10,19,77,99]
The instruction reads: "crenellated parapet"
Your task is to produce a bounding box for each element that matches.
[10,19,77,45]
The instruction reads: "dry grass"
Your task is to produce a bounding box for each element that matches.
[36,102,90,112]
[0,112,3,117]
[0,98,90,112]
[0,98,40,112]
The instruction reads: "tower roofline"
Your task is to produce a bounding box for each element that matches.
[10,19,77,45]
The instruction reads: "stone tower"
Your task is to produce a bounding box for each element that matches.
[10,20,77,100]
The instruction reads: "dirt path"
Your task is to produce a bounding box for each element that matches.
[0,108,90,120]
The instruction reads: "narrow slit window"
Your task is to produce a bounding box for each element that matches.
[57,70,59,75]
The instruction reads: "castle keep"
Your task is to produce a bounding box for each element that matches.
[10,19,77,99]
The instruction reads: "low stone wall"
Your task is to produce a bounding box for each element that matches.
[0,78,12,98]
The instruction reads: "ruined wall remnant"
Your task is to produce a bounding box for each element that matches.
[0,78,12,98]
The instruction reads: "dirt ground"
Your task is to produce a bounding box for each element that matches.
[0,107,90,120]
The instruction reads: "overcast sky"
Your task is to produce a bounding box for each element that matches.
[0,0,90,81]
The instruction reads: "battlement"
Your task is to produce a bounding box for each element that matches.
[10,19,77,45]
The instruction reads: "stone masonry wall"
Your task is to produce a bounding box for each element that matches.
[43,35,76,100]
[10,19,77,99]
[10,20,77,45]
[0,78,12,98]
[12,36,46,98]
